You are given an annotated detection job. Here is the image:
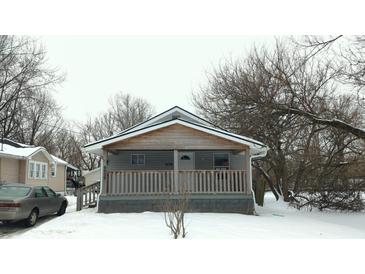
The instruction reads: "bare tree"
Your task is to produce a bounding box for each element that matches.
[162,192,189,239]
[0,35,64,152]
[0,36,64,135]
[109,92,155,133]
[193,37,365,206]
[78,92,155,170]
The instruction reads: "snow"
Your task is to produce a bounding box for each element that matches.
[0,141,70,167]
[0,143,41,158]
[51,155,68,165]
[10,193,365,239]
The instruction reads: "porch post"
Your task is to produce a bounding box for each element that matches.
[245,149,252,195]
[101,150,108,195]
[174,149,178,193]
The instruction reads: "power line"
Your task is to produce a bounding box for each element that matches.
[36,120,84,136]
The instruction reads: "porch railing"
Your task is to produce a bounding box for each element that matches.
[105,170,248,195]
[76,181,101,211]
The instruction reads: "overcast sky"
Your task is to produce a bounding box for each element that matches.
[41,36,274,123]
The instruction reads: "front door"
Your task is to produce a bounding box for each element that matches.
[178,151,195,170]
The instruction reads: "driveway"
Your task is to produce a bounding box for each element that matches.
[0,215,58,238]
[0,196,77,239]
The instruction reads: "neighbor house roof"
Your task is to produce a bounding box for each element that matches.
[82,167,101,176]
[0,139,69,165]
[0,143,44,159]
[84,106,268,157]
[51,155,68,166]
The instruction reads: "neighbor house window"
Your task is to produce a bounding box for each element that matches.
[214,153,229,170]
[35,163,40,178]
[51,163,56,177]
[29,162,35,179]
[131,154,145,166]
[41,164,47,179]
[28,161,48,180]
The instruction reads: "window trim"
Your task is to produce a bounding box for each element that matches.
[131,154,145,166]
[28,160,48,180]
[213,152,230,170]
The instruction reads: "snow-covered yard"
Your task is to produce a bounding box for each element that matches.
[9,193,365,239]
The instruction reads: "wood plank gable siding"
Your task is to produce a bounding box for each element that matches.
[104,124,248,151]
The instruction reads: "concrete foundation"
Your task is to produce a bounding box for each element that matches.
[98,194,255,215]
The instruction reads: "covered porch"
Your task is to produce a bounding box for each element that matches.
[98,147,254,214]
[103,149,251,196]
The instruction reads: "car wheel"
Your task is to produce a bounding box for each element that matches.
[57,202,67,216]
[25,209,38,227]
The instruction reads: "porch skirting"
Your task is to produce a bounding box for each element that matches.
[97,194,255,215]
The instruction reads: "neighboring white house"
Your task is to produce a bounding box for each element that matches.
[0,139,69,192]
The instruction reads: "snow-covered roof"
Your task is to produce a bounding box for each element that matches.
[82,167,101,176]
[84,106,268,157]
[51,155,68,165]
[0,140,69,165]
[0,143,44,159]
[67,163,79,171]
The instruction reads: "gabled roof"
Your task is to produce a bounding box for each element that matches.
[120,106,218,134]
[0,143,43,159]
[0,140,69,165]
[51,155,68,166]
[84,106,226,149]
[82,167,101,176]
[84,109,268,157]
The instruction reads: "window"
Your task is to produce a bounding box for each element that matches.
[41,164,46,179]
[0,186,31,198]
[28,161,48,180]
[131,154,145,166]
[180,155,191,160]
[214,153,229,170]
[35,163,40,178]
[51,163,56,177]
[34,187,47,198]
[29,162,35,179]
[43,186,56,198]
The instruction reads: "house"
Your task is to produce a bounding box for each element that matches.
[0,139,69,192]
[84,106,268,214]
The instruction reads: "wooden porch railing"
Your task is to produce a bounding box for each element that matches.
[76,181,101,211]
[105,170,248,195]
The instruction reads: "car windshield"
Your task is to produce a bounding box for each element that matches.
[0,186,31,198]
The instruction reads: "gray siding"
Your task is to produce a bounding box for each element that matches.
[195,150,245,170]
[230,152,246,170]
[195,151,214,170]
[107,150,174,171]
[107,150,246,171]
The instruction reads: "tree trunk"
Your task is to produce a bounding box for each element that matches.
[253,163,280,200]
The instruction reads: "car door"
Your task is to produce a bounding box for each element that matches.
[33,186,50,217]
[43,186,60,214]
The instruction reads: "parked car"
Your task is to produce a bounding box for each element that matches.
[0,183,68,227]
